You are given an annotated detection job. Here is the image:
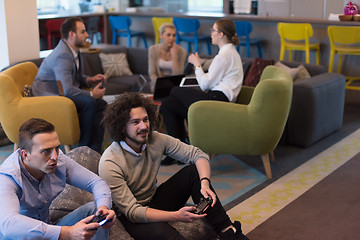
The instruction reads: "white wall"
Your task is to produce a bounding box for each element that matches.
[0,0,39,70]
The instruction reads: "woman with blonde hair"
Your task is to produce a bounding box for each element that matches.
[160,19,243,165]
[148,23,187,92]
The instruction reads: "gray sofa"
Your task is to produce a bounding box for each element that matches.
[50,146,217,240]
[277,61,345,147]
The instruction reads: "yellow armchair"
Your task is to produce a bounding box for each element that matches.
[188,66,293,179]
[0,62,80,152]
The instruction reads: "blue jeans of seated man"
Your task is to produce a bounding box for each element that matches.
[56,201,109,240]
[68,94,107,153]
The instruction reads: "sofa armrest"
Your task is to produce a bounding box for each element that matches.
[285,72,346,147]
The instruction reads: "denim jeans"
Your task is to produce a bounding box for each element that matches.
[56,201,109,240]
[68,94,107,153]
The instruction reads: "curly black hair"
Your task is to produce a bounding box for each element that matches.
[102,92,157,142]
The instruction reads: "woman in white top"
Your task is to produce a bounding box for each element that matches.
[160,19,243,165]
[148,23,187,92]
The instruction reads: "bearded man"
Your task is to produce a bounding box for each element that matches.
[32,17,107,153]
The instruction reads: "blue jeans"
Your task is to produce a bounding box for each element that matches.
[56,202,109,240]
[68,94,107,153]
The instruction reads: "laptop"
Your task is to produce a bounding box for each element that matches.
[179,77,199,87]
[153,74,185,101]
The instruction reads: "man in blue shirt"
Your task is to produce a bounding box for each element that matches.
[0,118,116,239]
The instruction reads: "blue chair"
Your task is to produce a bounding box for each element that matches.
[173,17,211,55]
[234,21,262,58]
[108,16,148,48]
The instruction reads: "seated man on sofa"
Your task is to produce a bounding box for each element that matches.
[32,17,107,153]
[0,118,116,239]
[99,92,249,240]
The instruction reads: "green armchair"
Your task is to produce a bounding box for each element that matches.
[0,62,80,152]
[188,66,293,179]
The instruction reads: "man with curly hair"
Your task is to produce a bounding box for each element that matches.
[99,92,249,240]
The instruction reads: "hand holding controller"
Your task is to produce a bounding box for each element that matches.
[194,197,213,214]
[99,77,105,89]
[91,213,109,226]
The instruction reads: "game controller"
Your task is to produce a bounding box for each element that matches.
[91,213,109,226]
[194,197,212,214]
[99,78,105,89]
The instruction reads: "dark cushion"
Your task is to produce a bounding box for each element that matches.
[243,57,275,87]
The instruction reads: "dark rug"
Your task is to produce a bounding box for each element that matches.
[247,151,360,240]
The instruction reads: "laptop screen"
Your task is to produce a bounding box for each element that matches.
[153,74,185,101]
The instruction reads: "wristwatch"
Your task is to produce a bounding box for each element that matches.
[194,65,201,70]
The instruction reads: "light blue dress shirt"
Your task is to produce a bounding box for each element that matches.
[0,149,112,239]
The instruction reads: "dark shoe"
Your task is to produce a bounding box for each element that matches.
[161,156,177,166]
[218,221,250,240]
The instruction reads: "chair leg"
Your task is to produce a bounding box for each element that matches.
[261,154,272,179]
[269,151,275,162]
[195,40,199,53]
[47,35,52,49]
[316,48,320,65]
[64,145,72,153]
[246,42,250,58]
[337,54,343,73]
[305,49,310,64]
[13,143,18,152]
[280,47,285,61]
[142,34,148,49]
[328,51,335,72]
[257,43,262,58]
[207,40,212,55]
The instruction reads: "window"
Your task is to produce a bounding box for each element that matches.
[37,0,61,15]
[188,0,223,13]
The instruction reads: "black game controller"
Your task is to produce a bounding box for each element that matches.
[194,197,213,214]
[99,78,105,89]
[91,213,109,226]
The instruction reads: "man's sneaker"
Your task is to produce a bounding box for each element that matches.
[218,221,250,240]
